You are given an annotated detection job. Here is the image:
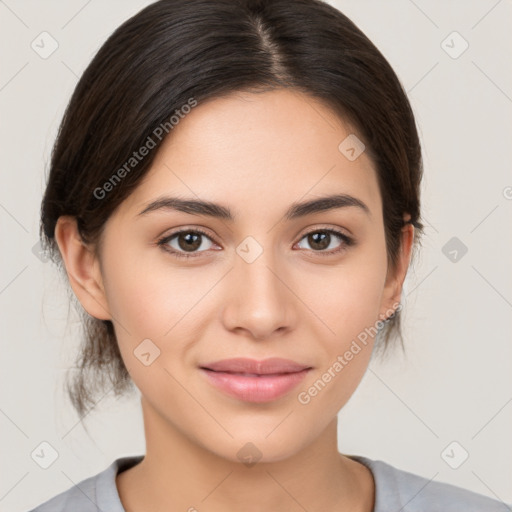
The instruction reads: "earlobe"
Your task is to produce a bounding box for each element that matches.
[381,220,415,318]
[54,216,112,321]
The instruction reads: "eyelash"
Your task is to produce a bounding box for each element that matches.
[156,227,355,260]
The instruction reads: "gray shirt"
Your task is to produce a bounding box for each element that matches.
[28,454,510,511]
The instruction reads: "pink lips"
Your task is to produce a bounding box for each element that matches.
[199,357,312,403]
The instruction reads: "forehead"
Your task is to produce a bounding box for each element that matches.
[117,88,382,222]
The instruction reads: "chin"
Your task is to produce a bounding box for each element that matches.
[199,426,310,466]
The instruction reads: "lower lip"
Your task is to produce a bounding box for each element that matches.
[200,368,311,403]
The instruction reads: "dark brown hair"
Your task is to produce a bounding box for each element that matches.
[40,0,424,417]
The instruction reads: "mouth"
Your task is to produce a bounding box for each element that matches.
[199,368,311,403]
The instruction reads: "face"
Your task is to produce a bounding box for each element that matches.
[57,88,412,463]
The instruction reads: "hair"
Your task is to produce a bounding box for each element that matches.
[40,0,424,417]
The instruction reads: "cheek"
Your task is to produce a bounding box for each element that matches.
[296,279,380,416]
[299,246,387,392]
[304,256,387,340]
[101,248,222,393]
[101,241,205,339]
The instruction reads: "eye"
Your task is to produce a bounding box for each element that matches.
[157,227,355,260]
[295,228,354,256]
[157,228,217,259]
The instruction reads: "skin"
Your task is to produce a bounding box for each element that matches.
[55,88,414,512]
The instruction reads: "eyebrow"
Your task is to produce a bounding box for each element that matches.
[137,193,371,221]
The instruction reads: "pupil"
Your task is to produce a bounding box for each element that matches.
[179,232,201,251]
[310,232,329,250]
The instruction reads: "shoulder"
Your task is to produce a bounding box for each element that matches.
[27,471,99,512]
[26,455,144,512]
[349,455,510,511]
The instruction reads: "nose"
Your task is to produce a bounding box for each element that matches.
[221,242,296,340]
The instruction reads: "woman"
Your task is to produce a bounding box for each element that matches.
[29,0,508,510]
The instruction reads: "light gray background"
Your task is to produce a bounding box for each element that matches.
[1,1,511,510]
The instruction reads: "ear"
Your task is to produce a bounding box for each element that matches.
[379,216,415,319]
[54,216,111,321]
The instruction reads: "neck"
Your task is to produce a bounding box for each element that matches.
[116,397,374,512]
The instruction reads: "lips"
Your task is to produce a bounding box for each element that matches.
[200,357,311,375]
[199,358,312,403]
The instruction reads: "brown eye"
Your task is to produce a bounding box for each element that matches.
[176,232,203,252]
[157,229,216,259]
[296,229,354,255]
[305,231,331,250]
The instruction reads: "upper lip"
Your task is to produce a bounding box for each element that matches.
[200,357,311,375]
